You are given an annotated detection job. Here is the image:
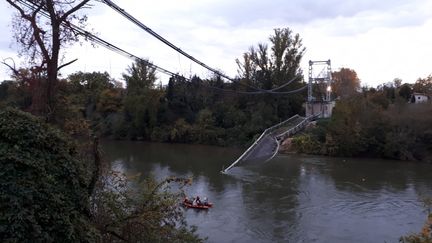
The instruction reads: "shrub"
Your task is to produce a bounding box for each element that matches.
[0,108,96,242]
[91,174,203,242]
[291,134,322,154]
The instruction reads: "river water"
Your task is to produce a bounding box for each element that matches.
[102,140,432,243]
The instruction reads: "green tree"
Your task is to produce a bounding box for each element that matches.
[0,108,96,242]
[0,108,203,242]
[193,108,221,144]
[323,97,368,156]
[69,71,114,93]
[123,59,157,96]
[91,174,203,242]
[393,78,403,88]
[377,82,396,102]
[399,83,413,101]
[237,28,305,91]
[122,59,161,139]
[1,68,45,113]
[235,27,306,131]
[164,75,196,123]
[413,75,432,94]
[170,118,193,142]
[58,71,119,136]
[67,71,115,118]
[0,79,32,109]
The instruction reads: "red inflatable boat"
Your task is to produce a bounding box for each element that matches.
[183,198,213,209]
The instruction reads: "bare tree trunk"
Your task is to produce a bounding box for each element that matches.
[6,0,91,122]
[88,136,101,196]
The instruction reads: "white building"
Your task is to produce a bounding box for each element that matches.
[411,93,429,103]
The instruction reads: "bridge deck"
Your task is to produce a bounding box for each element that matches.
[222,114,317,173]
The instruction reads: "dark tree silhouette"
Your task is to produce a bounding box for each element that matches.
[6,0,91,121]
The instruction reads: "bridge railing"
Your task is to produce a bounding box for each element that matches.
[222,127,271,173]
[222,114,305,173]
[275,114,319,141]
[265,114,301,135]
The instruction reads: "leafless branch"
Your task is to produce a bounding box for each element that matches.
[1,57,20,76]
[57,58,78,71]
[60,0,91,22]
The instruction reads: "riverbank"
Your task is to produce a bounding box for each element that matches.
[279,136,432,163]
[278,101,432,163]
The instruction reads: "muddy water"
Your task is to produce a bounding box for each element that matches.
[102,141,432,243]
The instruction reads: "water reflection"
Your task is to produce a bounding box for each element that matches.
[102,140,432,243]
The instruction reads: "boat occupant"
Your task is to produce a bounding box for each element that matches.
[184,197,191,204]
[195,196,202,206]
[202,197,209,206]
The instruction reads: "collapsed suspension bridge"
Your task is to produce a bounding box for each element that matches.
[222,114,320,173]
[95,0,331,172]
[15,0,332,172]
[222,60,334,173]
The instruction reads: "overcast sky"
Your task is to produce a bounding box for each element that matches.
[0,0,431,87]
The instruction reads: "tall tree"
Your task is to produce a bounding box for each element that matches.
[236,28,306,119]
[398,83,413,101]
[122,59,160,139]
[237,28,305,90]
[6,0,91,120]
[67,71,114,118]
[413,75,432,94]
[123,59,157,96]
[331,68,360,98]
[393,78,402,89]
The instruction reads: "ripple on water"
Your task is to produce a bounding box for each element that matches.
[102,141,432,243]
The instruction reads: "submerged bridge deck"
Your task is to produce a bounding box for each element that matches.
[222,114,318,173]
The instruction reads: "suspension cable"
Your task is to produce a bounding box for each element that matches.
[18,0,308,95]
[100,0,235,82]
[205,84,307,95]
[99,0,305,94]
[17,0,184,79]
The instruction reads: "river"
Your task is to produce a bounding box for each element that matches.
[102,140,432,243]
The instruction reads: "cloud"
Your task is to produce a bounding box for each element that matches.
[0,2,14,51]
[305,0,432,36]
[1,0,432,86]
[300,17,432,85]
[178,0,423,27]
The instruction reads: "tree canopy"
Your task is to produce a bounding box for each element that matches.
[0,108,203,242]
[413,75,432,94]
[292,77,432,162]
[236,28,305,90]
[0,108,96,242]
[331,68,360,98]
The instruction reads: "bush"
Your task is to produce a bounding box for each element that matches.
[291,134,322,154]
[91,174,203,242]
[0,108,96,242]
[150,126,170,142]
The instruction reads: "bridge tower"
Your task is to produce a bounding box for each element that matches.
[306,60,335,118]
